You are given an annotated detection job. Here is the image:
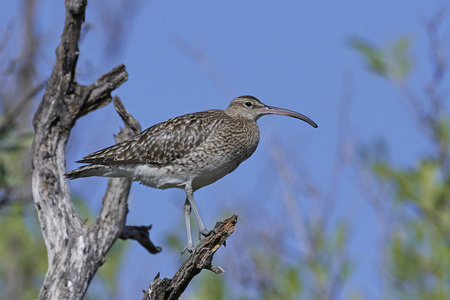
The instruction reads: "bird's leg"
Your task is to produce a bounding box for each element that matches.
[185,182,212,240]
[181,198,194,254]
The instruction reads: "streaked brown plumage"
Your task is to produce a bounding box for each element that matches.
[66,95,317,253]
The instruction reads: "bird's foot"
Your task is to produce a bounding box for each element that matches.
[181,243,194,255]
[198,228,214,240]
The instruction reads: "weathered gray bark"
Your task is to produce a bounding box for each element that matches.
[32,1,237,299]
[31,1,137,299]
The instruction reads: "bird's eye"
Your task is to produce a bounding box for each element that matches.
[244,101,252,107]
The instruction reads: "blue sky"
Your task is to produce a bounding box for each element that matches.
[3,0,449,298]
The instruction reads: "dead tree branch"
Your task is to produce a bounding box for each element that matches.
[31,1,146,299]
[120,225,162,254]
[143,215,238,300]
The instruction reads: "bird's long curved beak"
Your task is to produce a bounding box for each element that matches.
[263,106,318,128]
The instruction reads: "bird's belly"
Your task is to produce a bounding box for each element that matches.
[123,144,253,191]
[190,164,235,190]
[131,164,189,189]
[129,162,234,190]
[179,152,244,190]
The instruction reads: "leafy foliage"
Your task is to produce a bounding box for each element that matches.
[375,158,450,299]
[350,37,413,80]
[0,204,47,300]
[356,30,450,299]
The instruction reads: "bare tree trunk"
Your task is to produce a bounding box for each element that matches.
[31,1,133,298]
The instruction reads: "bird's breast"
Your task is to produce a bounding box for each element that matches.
[184,119,260,190]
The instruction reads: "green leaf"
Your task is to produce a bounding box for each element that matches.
[350,38,387,75]
[350,36,413,80]
[392,37,413,79]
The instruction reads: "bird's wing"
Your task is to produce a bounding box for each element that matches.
[77,110,225,165]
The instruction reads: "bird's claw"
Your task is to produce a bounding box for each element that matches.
[198,228,214,240]
[181,243,194,255]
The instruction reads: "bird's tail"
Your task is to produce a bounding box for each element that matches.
[65,164,112,179]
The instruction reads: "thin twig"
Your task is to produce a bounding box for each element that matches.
[120,225,162,254]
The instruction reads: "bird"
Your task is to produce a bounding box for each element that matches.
[65,95,318,253]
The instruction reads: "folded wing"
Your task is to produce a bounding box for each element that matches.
[77,110,225,165]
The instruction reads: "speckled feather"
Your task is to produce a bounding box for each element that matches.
[77,110,231,165]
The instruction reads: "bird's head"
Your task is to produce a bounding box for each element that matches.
[224,95,318,128]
